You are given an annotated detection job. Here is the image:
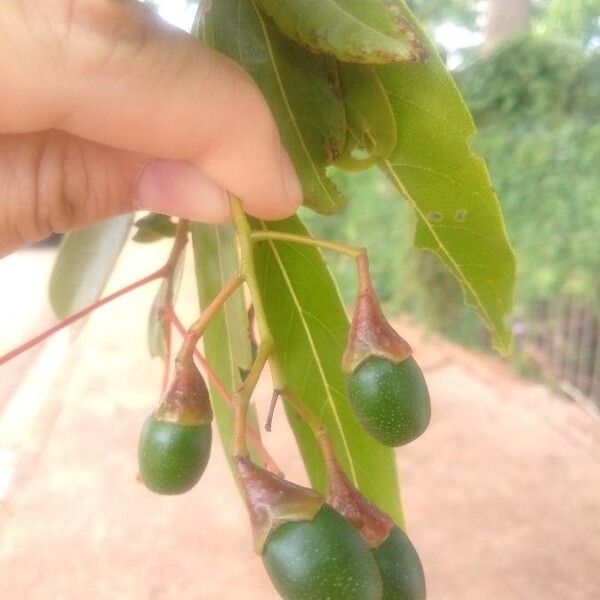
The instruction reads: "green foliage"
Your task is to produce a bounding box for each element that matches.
[191,225,265,465]
[461,37,600,308]
[201,0,346,214]
[133,213,176,243]
[458,36,587,123]
[375,36,516,352]
[308,35,599,352]
[335,64,398,170]
[303,171,487,346]
[540,0,600,45]
[471,118,600,307]
[407,0,599,48]
[300,168,412,308]
[307,3,515,353]
[570,50,600,116]
[196,0,515,523]
[205,0,517,350]
[254,0,426,64]
[251,216,404,524]
[49,215,132,318]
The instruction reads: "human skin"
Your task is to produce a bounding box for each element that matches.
[0,0,302,257]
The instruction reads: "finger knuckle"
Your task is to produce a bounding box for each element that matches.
[34,132,80,234]
[60,0,160,78]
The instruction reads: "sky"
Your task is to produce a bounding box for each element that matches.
[153,0,479,65]
[155,0,197,32]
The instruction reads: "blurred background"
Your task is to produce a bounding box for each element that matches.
[1,0,599,599]
[305,0,600,409]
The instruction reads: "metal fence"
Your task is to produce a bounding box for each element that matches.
[516,296,600,411]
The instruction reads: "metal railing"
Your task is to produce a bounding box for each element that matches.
[516,296,600,411]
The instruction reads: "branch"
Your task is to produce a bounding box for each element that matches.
[166,306,282,476]
[0,220,190,367]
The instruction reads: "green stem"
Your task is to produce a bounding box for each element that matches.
[280,388,338,469]
[251,229,372,297]
[231,198,285,388]
[231,196,335,459]
[232,341,272,458]
[168,307,281,475]
[250,231,365,259]
[176,273,245,368]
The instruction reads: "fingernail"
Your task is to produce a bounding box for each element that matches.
[279,149,303,210]
[135,160,231,223]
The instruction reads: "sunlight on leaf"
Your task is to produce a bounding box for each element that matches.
[368,2,516,352]
[254,0,426,64]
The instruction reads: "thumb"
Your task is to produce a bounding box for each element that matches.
[1,0,302,220]
[0,132,230,257]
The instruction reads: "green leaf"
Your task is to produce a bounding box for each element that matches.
[335,62,398,171]
[190,224,263,465]
[341,3,516,352]
[49,215,133,318]
[202,0,346,214]
[133,213,177,244]
[147,281,169,359]
[253,0,426,64]
[250,215,404,526]
[147,254,184,359]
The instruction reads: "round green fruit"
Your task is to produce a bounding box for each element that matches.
[138,416,212,495]
[373,526,426,600]
[263,504,383,600]
[347,356,430,446]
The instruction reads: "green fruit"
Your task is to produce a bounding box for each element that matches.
[347,356,430,446]
[373,527,426,600]
[138,416,211,495]
[263,504,383,600]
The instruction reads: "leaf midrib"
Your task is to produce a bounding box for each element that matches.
[382,160,509,350]
[251,1,338,210]
[259,221,359,485]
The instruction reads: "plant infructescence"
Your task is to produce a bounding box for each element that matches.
[2,1,516,598]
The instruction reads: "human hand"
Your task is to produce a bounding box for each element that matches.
[0,0,302,257]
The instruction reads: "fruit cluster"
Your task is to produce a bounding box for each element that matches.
[137,231,430,600]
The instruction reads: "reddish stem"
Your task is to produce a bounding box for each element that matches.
[1,220,190,368]
[160,314,172,398]
[0,269,164,367]
[356,253,373,295]
[166,306,282,476]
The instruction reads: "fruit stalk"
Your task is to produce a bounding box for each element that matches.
[231,197,286,392]
[250,230,365,259]
[232,341,272,458]
[167,306,282,475]
[175,273,245,367]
